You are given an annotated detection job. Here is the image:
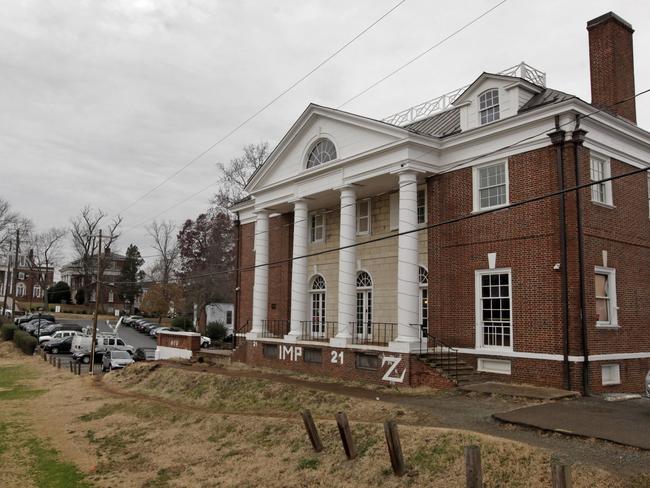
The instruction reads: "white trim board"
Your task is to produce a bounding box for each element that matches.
[456,348,650,362]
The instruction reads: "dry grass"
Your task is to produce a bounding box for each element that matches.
[1,341,649,487]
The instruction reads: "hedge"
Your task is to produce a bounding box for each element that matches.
[13,330,38,355]
[1,324,17,341]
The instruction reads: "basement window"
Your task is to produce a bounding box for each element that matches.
[303,348,322,364]
[355,353,380,371]
[601,364,621,386]
[263,344,278,359]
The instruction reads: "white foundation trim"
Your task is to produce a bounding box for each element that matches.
[457,348,650,362]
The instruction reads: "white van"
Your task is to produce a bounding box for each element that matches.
[71,334,134,355]
[38,330,79,344]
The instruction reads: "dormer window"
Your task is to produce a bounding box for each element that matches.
[479,88,500,125]
[306,138,337,168]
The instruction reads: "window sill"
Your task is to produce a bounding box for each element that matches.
[472,203,510,214]
[596,324,620,330]
[602,381,622,386]
[591,200,616,210]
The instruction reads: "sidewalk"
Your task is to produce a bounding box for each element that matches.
[494,397,650,449]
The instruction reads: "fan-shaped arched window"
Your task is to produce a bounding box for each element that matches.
[419,266,428,330]
[356,271,372,288]
[16,282,26,297]
[306,138,337,168]
[309,275,326,332]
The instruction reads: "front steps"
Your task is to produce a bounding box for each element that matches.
[418,354,484,386]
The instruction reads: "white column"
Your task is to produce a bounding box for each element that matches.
[331,186,356,347]
[390,170,422,352]
[286,200,309,341]
[249,210,269,338]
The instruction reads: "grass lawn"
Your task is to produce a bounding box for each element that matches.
[1,340,650,487]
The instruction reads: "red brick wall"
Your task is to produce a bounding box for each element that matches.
[427,145,565,357]
[267,214,293,322]
[235,340,454,388]
[236,222,255,332]
[158,332,201,352]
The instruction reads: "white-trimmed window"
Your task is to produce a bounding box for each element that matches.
[419,266,428,330]
[108,291,114,303]
[16,282,26,297]
[309,275,326,331]
[18,272,25,280]
[417,189,427,224]
[309,212,325,243]
[33,285,41,298]
[473,161,509,212]
[356,199,371,235]
[590,155,613,206]
[595,267,618,327]
[479,88,500,125]
[476,269,512,350]
[601,364,621,385]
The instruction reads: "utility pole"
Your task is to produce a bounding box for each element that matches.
[10,229,20,318]
[2,239,12,317]
[90,229,102,375]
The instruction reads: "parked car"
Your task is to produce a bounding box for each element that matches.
[154,327,181,336]
[134,319,149,331]
[101,350,134,372]
[35,323,84,338]
[42,336,74,355]
[71,334,134,363]
[38,330,79,344]
[148,326,161,336]
[123,315,143,327]
[72,349,104,364]
[201,336,211,349]
[132,347,156,362]
[23,320,54,334]
[16,313,55,326]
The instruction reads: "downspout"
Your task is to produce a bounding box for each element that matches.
[571,117,590,396]
[233,213,241,349]
[547,117,571,391]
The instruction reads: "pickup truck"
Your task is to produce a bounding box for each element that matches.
[71,334,134,364]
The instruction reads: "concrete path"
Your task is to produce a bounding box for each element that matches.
[460,381,580,400]
[494,397,650,450]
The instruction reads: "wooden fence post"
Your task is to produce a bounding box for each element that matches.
[69,361,73,373]
[57,358,61,369]
[301,410,323,452]
[335,411,357,460]
[465,445,482,488]
[551,457,572,488]
[384,420,406,476]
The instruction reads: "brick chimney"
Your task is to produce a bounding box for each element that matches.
[587,12,636,123]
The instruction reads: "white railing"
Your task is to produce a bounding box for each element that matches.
[383,62,546,126]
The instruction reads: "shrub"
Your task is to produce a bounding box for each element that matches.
[206,321,227,341]
[1,324,17,341]
[13,330,38,355]
[171,316,194,331]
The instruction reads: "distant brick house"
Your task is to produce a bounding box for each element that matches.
[232,13,650,394]
[60,252,128,313]
[0,254,54,303]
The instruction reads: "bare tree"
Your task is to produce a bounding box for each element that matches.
[26,228,66,309]
[147,220,179,285]
[69,206,122,304]
[0,197,32,253]
[212,142,269,210]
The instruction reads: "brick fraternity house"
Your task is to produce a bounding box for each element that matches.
[60,251,128,313]
[1,254,54,303]
[231,12,650,394]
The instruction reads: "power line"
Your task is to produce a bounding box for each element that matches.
[122,86,650,249]
[338,0,508,108]
[116,1,507,231]
[105,165,650,286]
[114,0,409,217]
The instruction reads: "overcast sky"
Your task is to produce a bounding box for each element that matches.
[1,0,649,270]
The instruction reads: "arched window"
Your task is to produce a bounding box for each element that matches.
[356,271,373,337]
[419,266,429,330]
[479,88,500,125]
[306,138,337,168]
[309,275,326,334]
[16,283,26,297]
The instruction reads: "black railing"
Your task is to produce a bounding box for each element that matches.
[300,321,338,342]
[260,319,290,339]
[429,335,459,383]
[350,322,396,346]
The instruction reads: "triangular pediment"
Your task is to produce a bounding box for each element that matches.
[246,104,411,193]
